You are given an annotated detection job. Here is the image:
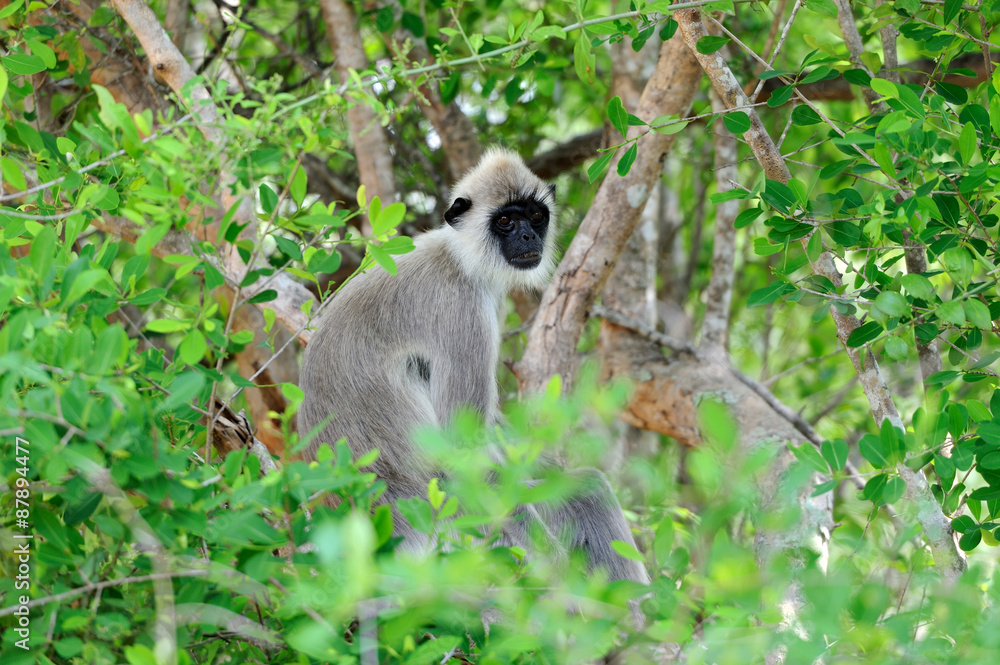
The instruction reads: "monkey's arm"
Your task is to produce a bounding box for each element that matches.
[427,308,501,425]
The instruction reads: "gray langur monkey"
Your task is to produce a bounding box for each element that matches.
[298,148,649,588]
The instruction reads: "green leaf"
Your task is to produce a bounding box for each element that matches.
[767,85,795,107]
[616,143,637,177]
[790,105,822,125]
[959,528,982,552]
[653,519,674,563]
[158,371,207,413]
[427,477,446,511]
[124,644,159,665]
[862,473,887,502]
[882,476,905,504]
[872,143,895,178]
[374,6,394,32]
[0,0,24,20]
[958,121,978,164]
[895,83,925,119]
[874,291,908,318]
[980,451,1000,470]
[650,114,688,135]
[811,479,838,496]
[397,497,434,534]
[935,453,956,489]
[753,237,784,256]
[789,442,829,474]
[940,247,973,284]
[574,34,595,85]
[0,157,27,191]
[147,319,190,333]
[804,0,839,18]
[401,11,425,38]
[610,540,646,562]
[965,299,992,330]
[926,370,960,387]
[587,151,614,182]
[381,236,415,255]
[952,514,977,534]
[859,433,888,468]
[821,439,848,472]
[1,53,47,75]
[936,300,966,327]
[734,208,763,229]
[259,183,278,215]
[723,111,751,134]
[373,202,406,235]
[367,243,397,275]
[943,0,963,24]
[93,185,120,211]
[696,36,730,54]
[247,289,278,304]
[177,330,207,365]
[876,111,911,136]
[607,96,628,138]
[901,273,934,300]
[90,326,126,375]
[761,179,796,213]
[884,336,908,361]
[748,281,796,307]
[826,221,861,247]
[847,321,883,347]
[26,39,56,69]
[659,18,678,41]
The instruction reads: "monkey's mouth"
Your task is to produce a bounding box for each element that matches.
[510,252,541,269]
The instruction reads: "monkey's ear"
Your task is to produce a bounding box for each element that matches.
[444,197,471,226]
[547,184,556,198]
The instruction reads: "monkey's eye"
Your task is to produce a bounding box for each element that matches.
[531,211,543,221]
[497,215,513,229]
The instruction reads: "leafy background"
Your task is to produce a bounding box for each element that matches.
[1,0,1000,663]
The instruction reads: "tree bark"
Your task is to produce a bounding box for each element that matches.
[517,36,702,394]
[319,0,397,234]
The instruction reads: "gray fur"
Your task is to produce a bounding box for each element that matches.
[298,149,649,589]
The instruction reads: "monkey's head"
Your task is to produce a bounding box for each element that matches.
[443,147,558,291]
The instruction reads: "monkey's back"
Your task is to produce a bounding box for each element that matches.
[298,230,504,486]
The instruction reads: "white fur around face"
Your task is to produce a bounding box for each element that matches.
[442,147,558,293]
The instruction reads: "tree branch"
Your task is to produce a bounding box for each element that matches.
[517,35,702,394]
[319,0,397,234]
[700,92,738,358]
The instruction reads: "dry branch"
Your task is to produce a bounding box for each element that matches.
[527,130,607,179]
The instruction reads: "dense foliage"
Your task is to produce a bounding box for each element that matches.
[1,0,999,663]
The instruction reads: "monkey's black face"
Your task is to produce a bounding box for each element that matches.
[489,198,549,270]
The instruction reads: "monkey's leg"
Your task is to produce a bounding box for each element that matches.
[543,468,650,584]
[379,482,433,555]
[498,501,569,568]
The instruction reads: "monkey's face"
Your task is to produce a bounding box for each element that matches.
[443,148,558,290]
[490,197,549,270]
